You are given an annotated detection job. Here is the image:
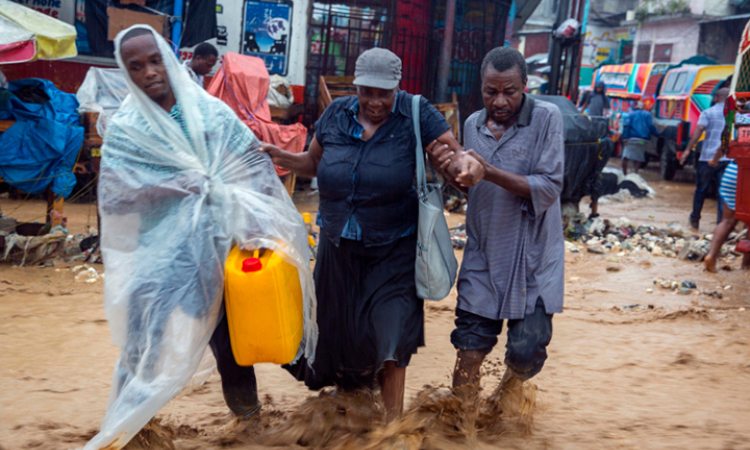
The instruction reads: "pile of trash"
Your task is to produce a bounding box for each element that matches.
[450,224,467,249]
[0,214,100,266]
[596,168,657,204]
[565,214,747,263]
[444,195,467,214]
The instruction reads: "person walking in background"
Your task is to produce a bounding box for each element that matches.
[704,159,750,271]
[183,42,219,88]
[681,88,731,230]
[621,101,659,175]
[580,81,609,117]
[704,100,750,273]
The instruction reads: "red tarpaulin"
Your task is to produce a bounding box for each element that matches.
[207,52,306,176]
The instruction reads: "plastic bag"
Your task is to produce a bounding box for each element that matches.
[76,67,130,137]
[554,18,580,39]
[83,25,317,450]
[268,74,294,109]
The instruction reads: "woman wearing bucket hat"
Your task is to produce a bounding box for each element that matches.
[262,48,483,418]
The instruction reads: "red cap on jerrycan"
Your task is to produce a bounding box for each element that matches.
[242,258,263,273]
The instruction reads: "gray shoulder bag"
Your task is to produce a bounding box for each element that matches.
[412,95,458,300]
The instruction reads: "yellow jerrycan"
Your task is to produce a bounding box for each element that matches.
[224,247,304,366]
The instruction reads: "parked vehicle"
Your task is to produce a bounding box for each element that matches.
[589,63,669,132]
[652,65,734,180]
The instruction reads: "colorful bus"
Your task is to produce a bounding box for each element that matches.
[589,63,669,137]
[653,65,734,180]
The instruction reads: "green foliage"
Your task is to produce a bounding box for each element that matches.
[636,0,690,22]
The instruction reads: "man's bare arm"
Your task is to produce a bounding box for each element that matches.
[682,124,707,165]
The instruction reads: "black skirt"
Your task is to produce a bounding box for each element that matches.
[284,231,425,390]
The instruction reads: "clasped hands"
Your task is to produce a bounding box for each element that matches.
[426,138,485,188]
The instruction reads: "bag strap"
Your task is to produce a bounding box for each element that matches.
[413,95,427,193]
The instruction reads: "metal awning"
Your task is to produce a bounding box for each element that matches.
[698,13,750,24]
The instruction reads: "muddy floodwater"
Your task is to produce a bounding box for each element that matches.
[1,168,749,449]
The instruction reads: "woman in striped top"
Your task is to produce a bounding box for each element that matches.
[704,142,748,272]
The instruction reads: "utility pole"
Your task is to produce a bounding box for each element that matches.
[171,0,184,55]
[547,0,570,96]
[567,0,590,102]
[436,0,456,103]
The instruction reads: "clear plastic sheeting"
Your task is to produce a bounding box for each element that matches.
[83,25,317,450]
[76,68,130,137]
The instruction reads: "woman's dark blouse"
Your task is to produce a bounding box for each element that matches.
[314,93,450,247]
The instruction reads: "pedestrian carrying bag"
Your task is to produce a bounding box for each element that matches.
[412,95,458,300]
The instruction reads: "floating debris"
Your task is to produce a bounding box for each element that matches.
[74,267,100,283]
[678,281,697,295]
[620,304,654,311]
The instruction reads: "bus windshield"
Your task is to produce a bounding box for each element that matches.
[662,71,688,94]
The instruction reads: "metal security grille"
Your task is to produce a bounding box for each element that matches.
[304,0,511,127]
[439,0,512,121]
[739,50,750,93]
[305,0,434,125]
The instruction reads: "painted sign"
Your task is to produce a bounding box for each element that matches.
[242,0,293,75]
[11,0,73,21]
[613,28,635,41]
[738,126,750,143]
[582,25,617,68]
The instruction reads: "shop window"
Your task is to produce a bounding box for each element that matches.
[636,43,650,63]
[652,44,673,63]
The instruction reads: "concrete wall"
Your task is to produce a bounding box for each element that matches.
[523,32,551,57]
[591,0,638,14]
[699,18,747,64]
[526,0,556,27]
[633,17,700,63]
[691,0,733,16]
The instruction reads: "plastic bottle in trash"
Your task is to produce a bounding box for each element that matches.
[223,247,303,366]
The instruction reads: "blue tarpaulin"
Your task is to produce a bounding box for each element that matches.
[0,79,84,198]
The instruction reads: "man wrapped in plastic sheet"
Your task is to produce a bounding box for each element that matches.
[83,25,317,450]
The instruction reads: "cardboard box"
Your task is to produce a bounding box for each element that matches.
[107,7,167,41]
